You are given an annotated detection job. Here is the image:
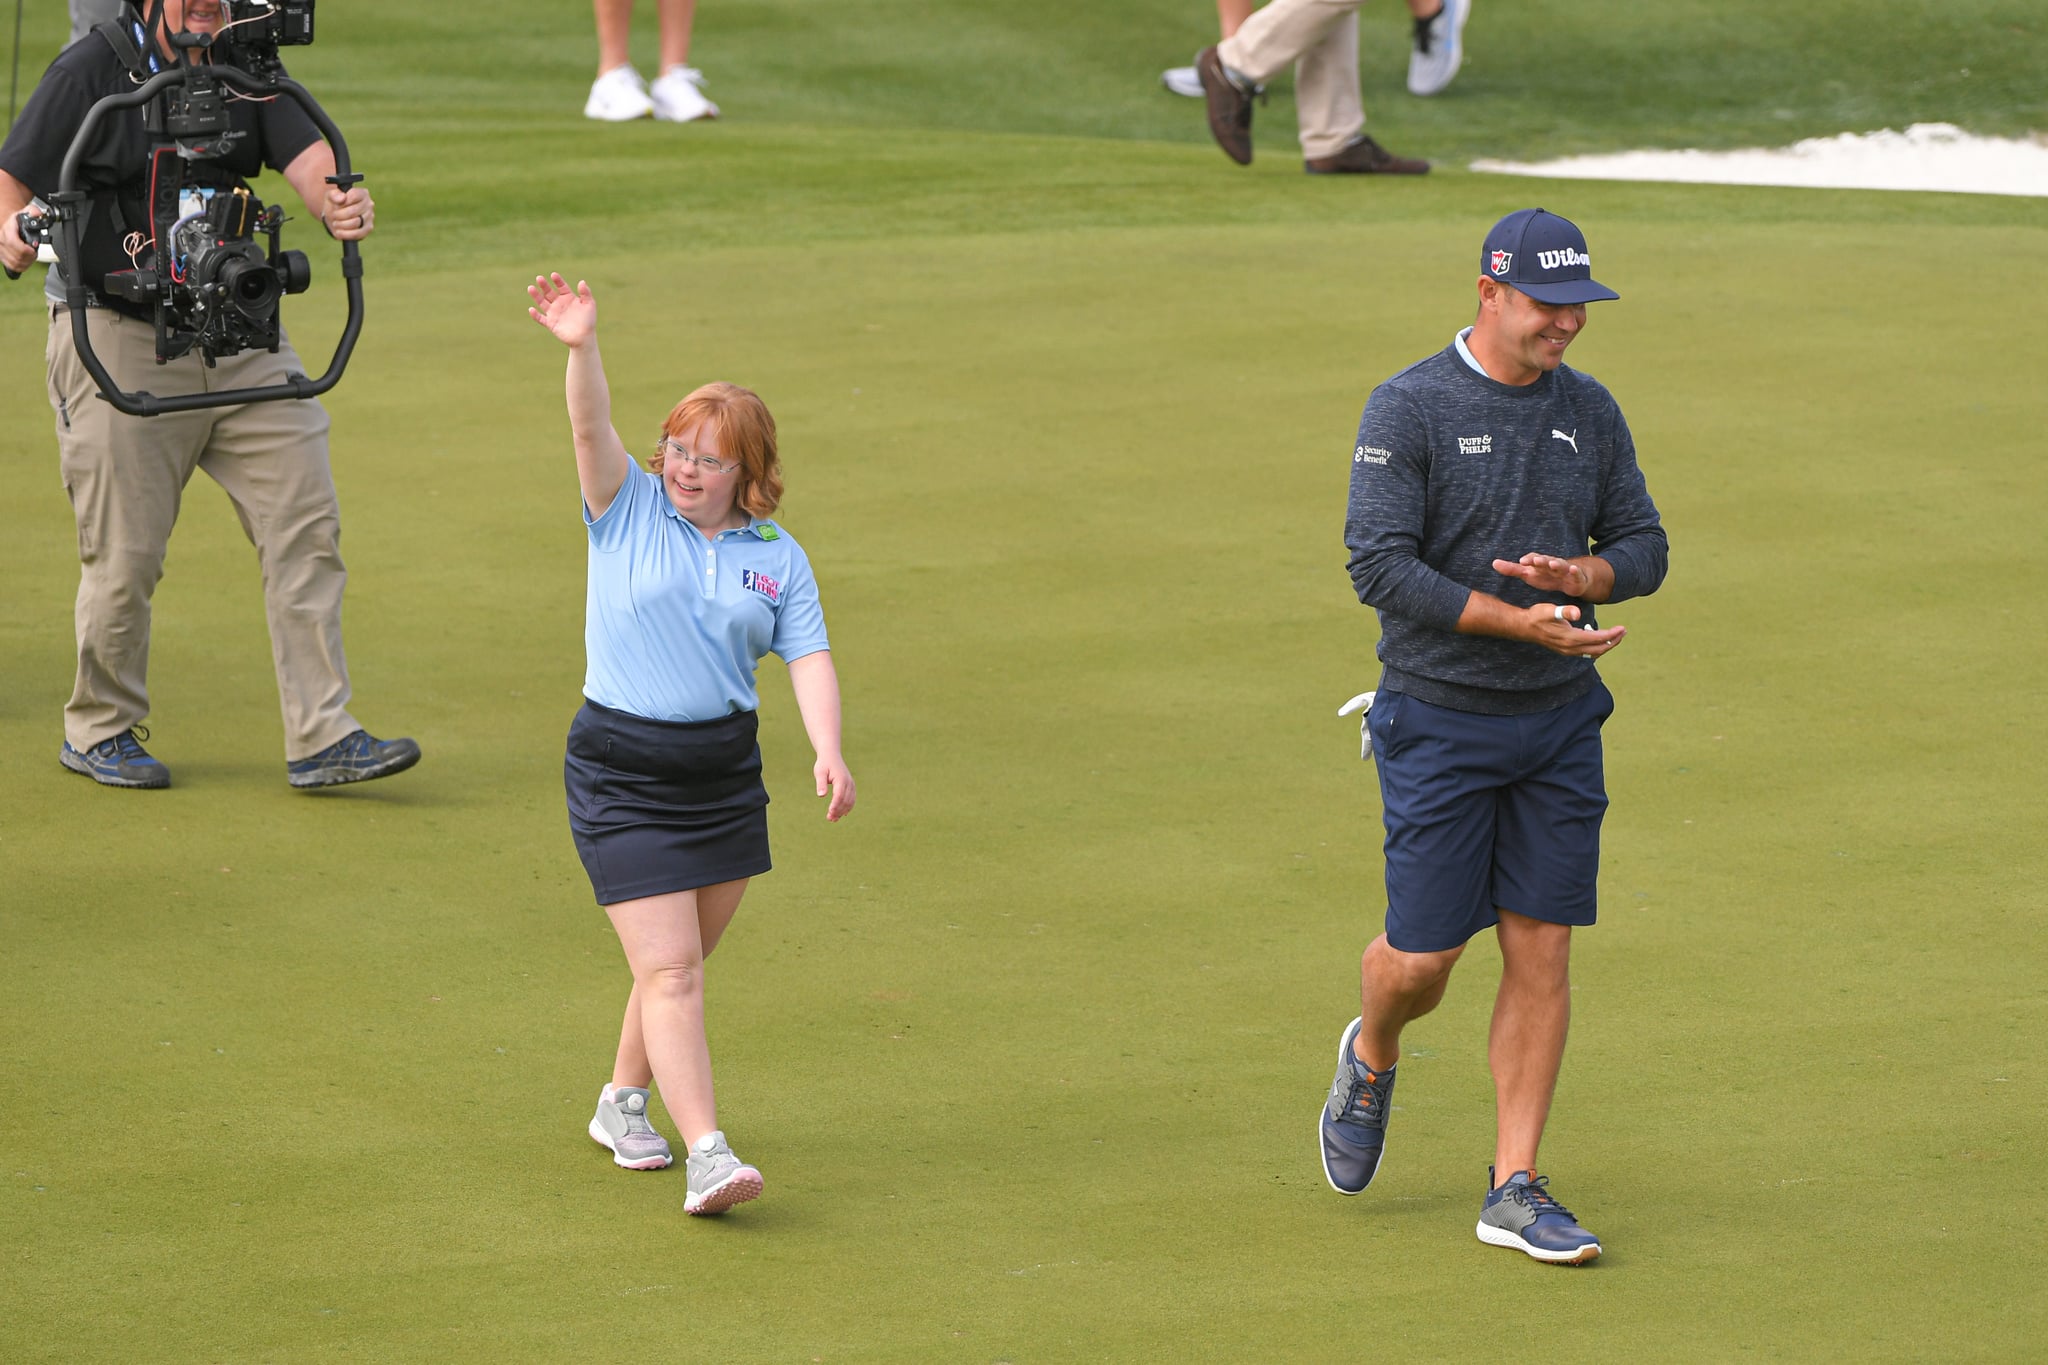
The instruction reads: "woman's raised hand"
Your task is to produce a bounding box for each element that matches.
[526,272,597,348]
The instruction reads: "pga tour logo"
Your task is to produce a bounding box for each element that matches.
[1488,250,1512,276]
[741,569,781,604]
[1537,247,1590,271]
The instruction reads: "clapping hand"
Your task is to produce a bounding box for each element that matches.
[1492,552,1593,597]
[1495,553,1626,658]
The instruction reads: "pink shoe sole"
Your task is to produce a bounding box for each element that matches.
[613,1153,673,1170]
[686,1168,763,1215]
[590,1125,674,1170]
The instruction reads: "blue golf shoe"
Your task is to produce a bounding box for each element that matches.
[1319,1016,1397,1195]
[1476,1168,1602,1264]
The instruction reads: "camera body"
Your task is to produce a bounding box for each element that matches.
[219,0,315,81]
[101,184,312,360]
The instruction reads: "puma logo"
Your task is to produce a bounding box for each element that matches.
[1551,429,1578,452]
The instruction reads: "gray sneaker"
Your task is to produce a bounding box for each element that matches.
[588,1085,674,1170]
[684,1130,762,1215]
[1476,1167,1602,1264]
[1407,0,1470,97]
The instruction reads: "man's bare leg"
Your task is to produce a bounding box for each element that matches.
[1355,933,1466,1071]
[1488,909,1572,1180]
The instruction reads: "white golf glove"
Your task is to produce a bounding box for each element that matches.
[1337,690,1376,762]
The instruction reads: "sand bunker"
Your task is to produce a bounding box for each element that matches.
[1471,123,2048,198]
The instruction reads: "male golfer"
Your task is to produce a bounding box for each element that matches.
[1325,208,1667,1263]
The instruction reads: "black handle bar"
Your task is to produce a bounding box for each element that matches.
[48,63,364,416]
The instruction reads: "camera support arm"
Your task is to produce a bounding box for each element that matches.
[48,62,363,416]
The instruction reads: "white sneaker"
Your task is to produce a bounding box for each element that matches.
[585,63,653,121]
[1407,0,1470,97]
[650,65,719,122]
[1161,63,1202,98]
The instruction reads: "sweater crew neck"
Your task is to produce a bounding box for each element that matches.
[1444,334,1553,399]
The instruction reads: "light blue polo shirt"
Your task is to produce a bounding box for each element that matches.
[583,469,830,723]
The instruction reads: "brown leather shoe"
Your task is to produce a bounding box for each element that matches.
[1304,135,1430,175]
[1196,46,1254,165]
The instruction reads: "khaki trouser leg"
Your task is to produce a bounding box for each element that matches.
[45,309,359,761]
[1216,0,1367,159]
[197,337,358,762]
[1294,10,1365,159]
[47,308,209,751]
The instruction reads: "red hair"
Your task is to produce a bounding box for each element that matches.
[650,382,783,518]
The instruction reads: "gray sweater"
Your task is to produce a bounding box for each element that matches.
[1345,342,1668,715]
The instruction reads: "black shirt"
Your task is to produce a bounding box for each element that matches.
[0,27,321,314]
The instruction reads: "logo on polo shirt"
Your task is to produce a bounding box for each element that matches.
[1354,444,1391,465]
[1489,250,1512,276]
[1536,247,1590,271]
[1458,434,1493,455]
[741,569,781,604]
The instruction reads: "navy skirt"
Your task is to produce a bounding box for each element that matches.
[564,700,772,904]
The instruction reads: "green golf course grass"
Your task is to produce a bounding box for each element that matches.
[2,2,2043,1359]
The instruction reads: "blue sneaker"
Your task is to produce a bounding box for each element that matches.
[60,727,171,789]
[1476,1168,1602,1264]
[1320,1017,1396,1195]
[287,729,421,789]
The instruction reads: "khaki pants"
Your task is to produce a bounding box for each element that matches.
[45,306,359,762]
[1218,0,1367,161]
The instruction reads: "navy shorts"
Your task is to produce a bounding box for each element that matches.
[1367,682,1614,953]
[564,701,772,905]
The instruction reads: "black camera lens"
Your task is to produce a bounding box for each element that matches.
[218,256,282,320]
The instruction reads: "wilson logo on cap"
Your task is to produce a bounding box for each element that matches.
[1536,248,1590,271]
[1489,250,1512,276]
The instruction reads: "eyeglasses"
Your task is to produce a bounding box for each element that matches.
[655,437,738,476]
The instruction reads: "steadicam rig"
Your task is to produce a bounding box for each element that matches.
[24,0,363,416]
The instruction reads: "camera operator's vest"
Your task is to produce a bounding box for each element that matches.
[81,8,259,307]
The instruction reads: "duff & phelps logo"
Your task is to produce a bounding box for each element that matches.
[1537,247,1590,271]
[1488,250,1512,276]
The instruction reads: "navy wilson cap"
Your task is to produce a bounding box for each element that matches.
[1479,208,1619,305]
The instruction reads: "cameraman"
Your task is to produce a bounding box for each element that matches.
[0,0,419,791]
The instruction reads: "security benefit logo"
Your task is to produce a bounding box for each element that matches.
[741,569,782,604]
[1354,444,1392,465]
